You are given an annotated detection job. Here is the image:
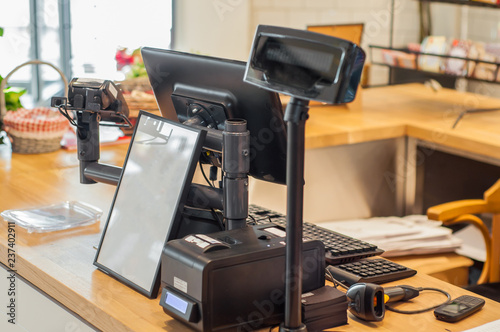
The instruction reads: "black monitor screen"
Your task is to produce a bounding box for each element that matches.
[94,111,206,298]
[141,47,287,185]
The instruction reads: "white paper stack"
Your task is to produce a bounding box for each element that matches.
[318,215,462,257]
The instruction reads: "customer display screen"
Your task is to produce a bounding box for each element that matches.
[94,111,205,298]
[165,292,189,314]
[254,37,344,83]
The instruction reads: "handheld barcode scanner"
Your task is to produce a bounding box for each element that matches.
[346,283,385,322]
[345,283,421,322]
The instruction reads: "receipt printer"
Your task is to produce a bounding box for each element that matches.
[160,224,325,331]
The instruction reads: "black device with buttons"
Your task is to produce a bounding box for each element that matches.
[434,295,485,322]
[326,258,417,286]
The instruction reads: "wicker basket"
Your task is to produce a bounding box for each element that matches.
[123,90,160,118]
[3,107,69,153]
[115,78,161,135]
[116,78,160,116]
[0,60,69,154]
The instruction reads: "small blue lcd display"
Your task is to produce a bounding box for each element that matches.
[165,291,189,314]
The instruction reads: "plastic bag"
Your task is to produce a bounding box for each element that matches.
[1,201,102,233]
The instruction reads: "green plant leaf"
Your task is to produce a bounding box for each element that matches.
[0,27,3,37]
[1,75,26,111]
[4,86,27,111]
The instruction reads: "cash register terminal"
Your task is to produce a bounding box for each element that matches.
[51,24,397,332]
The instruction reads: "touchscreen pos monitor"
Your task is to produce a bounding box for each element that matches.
[94,111,206,298]
[141,47,287,185]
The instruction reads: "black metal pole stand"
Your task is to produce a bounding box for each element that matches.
[222,119,250,230]
[280,97,310,332]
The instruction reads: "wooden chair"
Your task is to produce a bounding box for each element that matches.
[427,179,500,299]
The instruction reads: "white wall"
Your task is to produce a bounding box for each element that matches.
[249,0,421,85]
[174,0,423,85]
[173,0,500,91]
[249,0,420,50]
[173,0,251,61]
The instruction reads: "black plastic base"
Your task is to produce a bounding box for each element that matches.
[279,323,307,332]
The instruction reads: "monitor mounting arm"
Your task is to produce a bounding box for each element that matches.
[168,103,251,230]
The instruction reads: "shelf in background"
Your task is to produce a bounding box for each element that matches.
[416,0,500,9]
[369,45,500,85]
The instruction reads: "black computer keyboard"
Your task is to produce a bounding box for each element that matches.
[325,258,417,286]
[248,205,384,265]
[248,205,417,285]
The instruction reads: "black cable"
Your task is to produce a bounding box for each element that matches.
[268,324,279,332]
[199,161,214,188]
[325,268,339,288]
[58,105,81,128]
[324,268,451,314]
[209,165,218,188]
[324,267,349,290]
[198,161,224,229]
[246,214,256,226]
[209,207,225,231]
[385,287,451,314]
[58,103,133,131]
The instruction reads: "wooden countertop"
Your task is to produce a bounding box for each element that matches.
[1,148,500,331]
[0,146,500,332]
[1,153,500,332]
[306,84,500,161]
[1,84,500,331]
